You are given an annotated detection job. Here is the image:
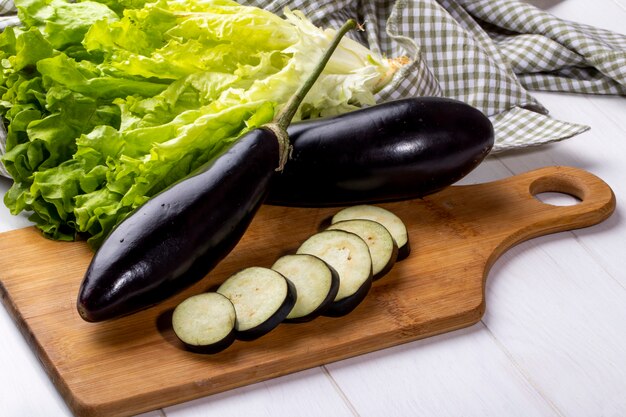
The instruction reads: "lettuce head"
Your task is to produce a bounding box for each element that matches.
[0,0,401,246]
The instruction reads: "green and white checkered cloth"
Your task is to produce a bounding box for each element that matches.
[240,0,625,151]
[1,0,625,177]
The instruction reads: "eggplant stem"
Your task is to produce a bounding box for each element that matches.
[263,124,291,172]
[274,18,357,129]
[268,18,357,171]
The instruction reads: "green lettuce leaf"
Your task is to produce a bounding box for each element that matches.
[1,0,399,247]
[17,0,119,50]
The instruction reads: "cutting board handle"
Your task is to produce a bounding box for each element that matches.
[515,165,614,234]
[472,166,616,265]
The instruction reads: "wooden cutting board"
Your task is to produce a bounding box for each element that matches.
[0,166,616,417]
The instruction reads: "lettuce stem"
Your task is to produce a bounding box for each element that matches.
[273,19,357,131]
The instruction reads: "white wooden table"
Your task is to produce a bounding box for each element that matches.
[1,1,625,416]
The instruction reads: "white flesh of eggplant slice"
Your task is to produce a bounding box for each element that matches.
[297,229,372,316]
[217,266,296,340]
[271,254,339,322]
[172,292,237,354]
[331,205,410,260]
[327,219,398,280]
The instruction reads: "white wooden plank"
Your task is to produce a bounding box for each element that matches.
[163,368,354,417]
[483,234,626,416]
[613,0,626,13]
[526,0,626,34]
[587,96,626,130]
[0,177,33,233]
[0,310,164,417]
[0,307,73,417]
[0,172,76,416]
[324,325,559,417]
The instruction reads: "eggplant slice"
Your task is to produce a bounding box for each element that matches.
[271,254,340,323]
[296,229,373,317]
[331,205,411,260]
[327,219,398,280]
[217,267,296,341]
[172,292,237,354]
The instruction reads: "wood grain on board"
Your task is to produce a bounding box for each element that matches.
[0,166,615,417]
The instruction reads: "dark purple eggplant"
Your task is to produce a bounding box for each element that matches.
[77,129,281,322]
[76,20,358,322]
[267,97,494,207]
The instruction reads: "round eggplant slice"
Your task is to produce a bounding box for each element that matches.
[331,205,411,260]
[327,219,398,280]
[172,292,237,354]
[271,254,340,323]
[217,267,296,341]
[296,229,373,317]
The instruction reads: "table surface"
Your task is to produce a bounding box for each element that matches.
[2,1,625,416]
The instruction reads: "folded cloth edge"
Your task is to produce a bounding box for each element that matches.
[490,106,589,152]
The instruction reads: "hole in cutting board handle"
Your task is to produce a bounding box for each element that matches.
[529,173,585,207]
[533,192,581,206]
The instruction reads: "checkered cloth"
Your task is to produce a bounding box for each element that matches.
[1,0,625,178]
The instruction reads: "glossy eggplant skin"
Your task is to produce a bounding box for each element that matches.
[267,97,494,207]
[77,128,280,322]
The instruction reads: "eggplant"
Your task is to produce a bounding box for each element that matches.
[331,204,411,260]
[271,254,340,323]
[217,267,296,341]
[267,96,494,207]
[77,20,358,322]
[172,292,237,354]
[77,128,281,322]
[296,229,373,317]
[327,219,398,280]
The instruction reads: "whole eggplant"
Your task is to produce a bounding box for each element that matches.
[267,97,494,207]
[77,20,358,322]
[77,129,282,322]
